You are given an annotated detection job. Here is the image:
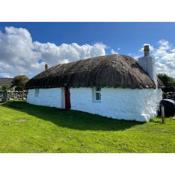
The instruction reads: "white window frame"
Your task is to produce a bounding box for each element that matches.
[35,89,39,97]
[93,87,101,102]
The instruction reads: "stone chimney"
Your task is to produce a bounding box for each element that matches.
[138,45,157,86]
[45,64,48,71]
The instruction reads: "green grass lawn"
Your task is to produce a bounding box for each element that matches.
[0,101,175,153]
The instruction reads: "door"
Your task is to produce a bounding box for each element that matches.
[64,86,71,110]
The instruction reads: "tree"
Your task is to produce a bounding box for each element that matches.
[11,75,29,91]
[158,74,175,87]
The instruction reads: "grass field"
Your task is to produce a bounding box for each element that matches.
[0,101,175,153]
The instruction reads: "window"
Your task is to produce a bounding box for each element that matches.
[35,89,39,97]
[93,87,101,102]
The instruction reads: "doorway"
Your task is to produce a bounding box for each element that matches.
[64,86,71,110]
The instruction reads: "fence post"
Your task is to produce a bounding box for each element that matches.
[2,91,8,102]
[161,104,165,124]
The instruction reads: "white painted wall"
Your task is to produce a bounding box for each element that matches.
[27,87,162,122]
[27,88,65,108]
[70,88,162,122]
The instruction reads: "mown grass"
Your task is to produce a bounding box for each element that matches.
[0,101,175,153]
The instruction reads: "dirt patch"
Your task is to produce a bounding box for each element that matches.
[16,118,27,123]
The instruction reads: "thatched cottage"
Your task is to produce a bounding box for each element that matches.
[26,45,162,122]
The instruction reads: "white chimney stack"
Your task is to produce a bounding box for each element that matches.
[138,45,157,86]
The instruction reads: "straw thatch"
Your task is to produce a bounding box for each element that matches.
[26,54,160,89]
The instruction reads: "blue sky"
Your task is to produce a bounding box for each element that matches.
[1,22,175,54]
[0,22,175,77]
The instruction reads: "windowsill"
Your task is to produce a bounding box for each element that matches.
[93,100,101,103]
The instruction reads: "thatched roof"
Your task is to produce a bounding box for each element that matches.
[26,54,160,89]
[0,78,13,87]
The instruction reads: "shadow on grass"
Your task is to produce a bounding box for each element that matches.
[2,101,142,131]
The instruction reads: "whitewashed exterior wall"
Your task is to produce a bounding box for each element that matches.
[70,88,162,122]
[27,88,65,108]
[27,87,162,122]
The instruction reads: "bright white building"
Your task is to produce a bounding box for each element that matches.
[26,45,163,122]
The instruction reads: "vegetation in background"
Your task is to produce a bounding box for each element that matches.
[0,85,9,91]
[158,73,175,88]
[0,101,175,153]
[11,75,29,91]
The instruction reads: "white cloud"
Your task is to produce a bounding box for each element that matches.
[33,42,106,65]
[154,40,175,78]
[0,27,106,78]
[111,49,118,54]
[1,26,175,79]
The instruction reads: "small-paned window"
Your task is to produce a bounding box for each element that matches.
[35,89,39,97]
[93,87,101,102]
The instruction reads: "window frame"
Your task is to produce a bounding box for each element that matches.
[34,89,39,97]
[93,87,101,103]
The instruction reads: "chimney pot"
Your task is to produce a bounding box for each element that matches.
[45,64,48,71]
[144,45,150,56]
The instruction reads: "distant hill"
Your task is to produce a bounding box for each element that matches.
[0,78,13,88]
